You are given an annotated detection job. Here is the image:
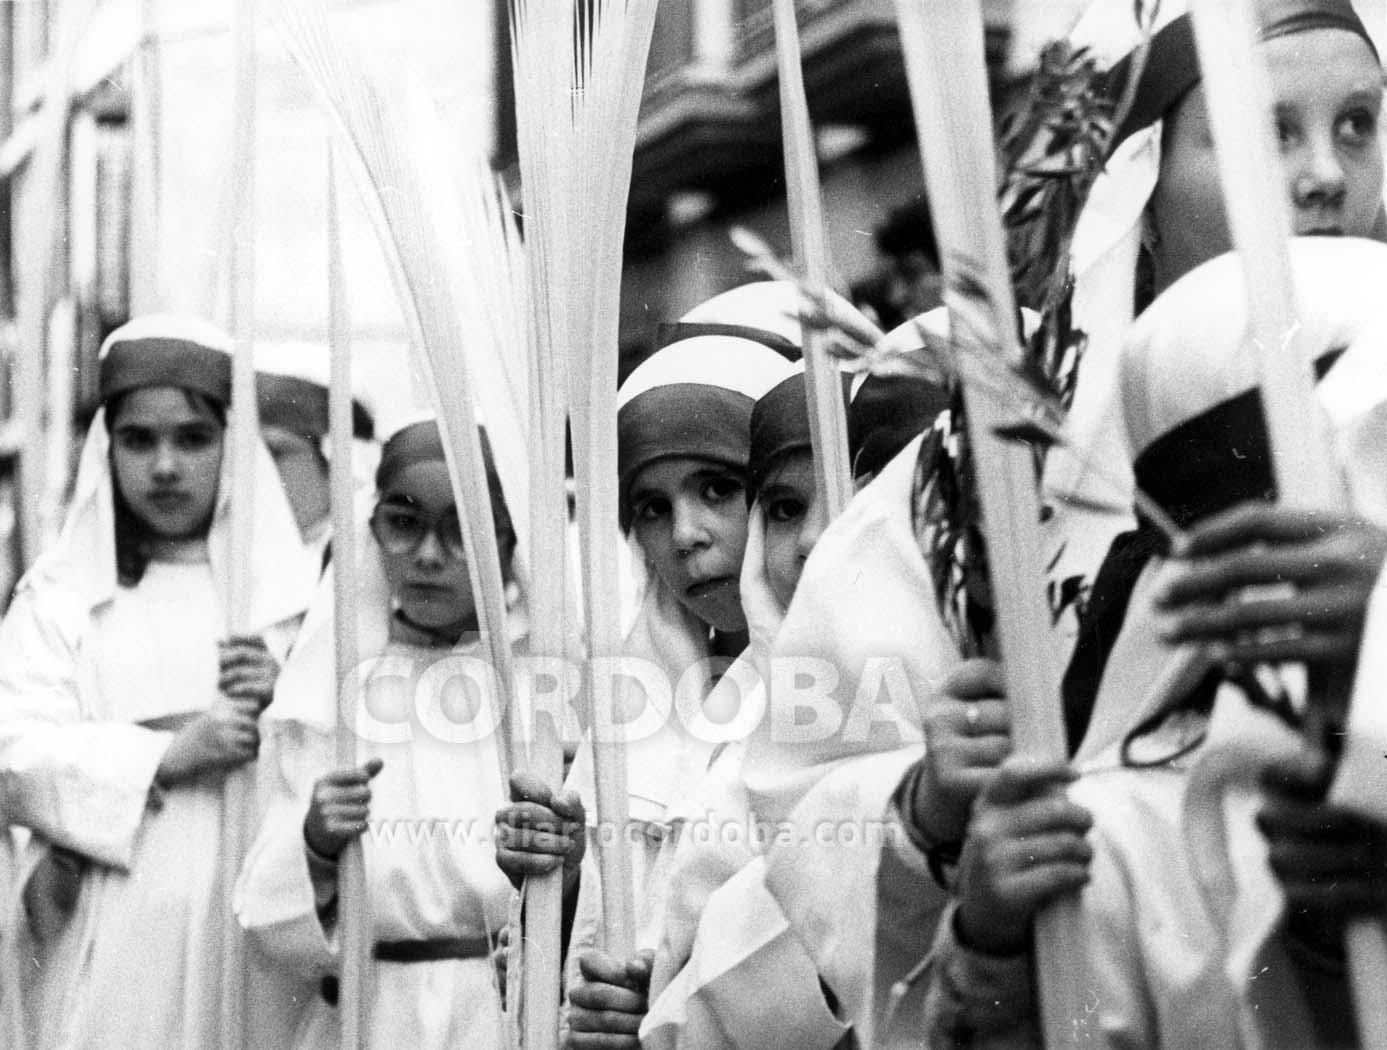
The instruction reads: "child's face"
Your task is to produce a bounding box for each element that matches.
[262,424,329,539]
[110,386,224,540]
[1152,27,1383,288]
[629,456,749,633]
[371,460,478,632]
[759,450,827,611]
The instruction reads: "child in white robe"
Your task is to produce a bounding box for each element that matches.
[924,235,1387,1047]
[497,282,807,1047]
[0,316,317,1050]
[733,308,1040,1048]
[915,4,1387,1045]
[255,340,379,555]
[236,417,518,1050]
[640,363,851,1050]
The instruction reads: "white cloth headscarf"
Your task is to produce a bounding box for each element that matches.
[1054,239,1387,1043]
[264,413,524,734]
[25,316,313,636]
[254,339,382,489]
[1038,0,1191,605]
[1076,237,1387,766]
[563,283,803,975]
[589,281,801,822]
[1047,0,1387,594]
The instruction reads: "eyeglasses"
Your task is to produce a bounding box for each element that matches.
[369,502,466,561]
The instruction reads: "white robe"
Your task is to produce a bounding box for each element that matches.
[1067,721,1321,1050]
[730,436,959,1048]
[236,640,514,1050]
[562,645,839,1050]
[915,691,1329,1050]
[1016,241,1387,1049]
[915,742,1307,1050]
[561,554,734,973]
[630,489,856,1050]
[0,557,308,1050]
[639,734,852,1050]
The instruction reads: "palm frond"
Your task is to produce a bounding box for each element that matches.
[326,146,371,1050]
[269,1,529,790]
[999,4,1161,418]
[771,0,853,517]
[510,0,658,976]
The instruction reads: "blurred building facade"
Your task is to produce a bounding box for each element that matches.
[0,0,1031,595]
[0,0,492,593]
[492,0,1021,374]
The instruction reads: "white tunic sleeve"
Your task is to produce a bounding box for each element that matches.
[234,793,337,977]
[0,584,170,869]
[641,857,849,1050]
[762,746,948,1049]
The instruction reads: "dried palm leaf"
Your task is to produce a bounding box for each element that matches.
[510,1,658,971]
[222,3,258,1045]
[269,1,527,792]
[327,147,372,1050]
[770,0,853,517]
[1185,0,1386,1039]
[893,2,1081,1045]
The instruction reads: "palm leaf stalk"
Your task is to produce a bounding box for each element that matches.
[510,0,659,968]
[1185,0,1387,1042]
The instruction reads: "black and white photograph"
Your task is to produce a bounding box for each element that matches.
[2,1,1386,1047]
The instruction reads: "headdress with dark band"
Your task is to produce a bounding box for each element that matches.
[1103,0,1378,156]
[374,416,511,542]
[98,316,234,406]
[255,342,375,441]
[256,373,374,441]
[375,417,496,494]
[848,374,949,482]
[1063,238,1387,754]
[1041,0,1381,663]
[848,308,1016,482]
[652,321,801,363]
[618,282,803,529]
[747,367,850,500]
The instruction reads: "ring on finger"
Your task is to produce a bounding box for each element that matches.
[964,705,981,731]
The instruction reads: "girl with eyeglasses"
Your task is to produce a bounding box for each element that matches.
[236,417,519,1050]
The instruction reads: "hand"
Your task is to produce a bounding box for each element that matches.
[955,758,1093,957]
[740,502,786,664]
[495,771,586,891]
[908,659,1010,847]
[304,759,384,859]
[1155,505,1387,668]
[156,695,266,785]
[566,948,653,1050]
[1259,748,1387,935]
[218,635,280,709]
[493,922,512,1009]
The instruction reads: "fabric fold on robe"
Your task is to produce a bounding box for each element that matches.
[640,495,850,1049]
[1059,238,1387,1049]
[238,642,515,1050]
[740,432,958,1047]
[0,402,316,1050]
[566,282,801,977]
[641,855,849,1050]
